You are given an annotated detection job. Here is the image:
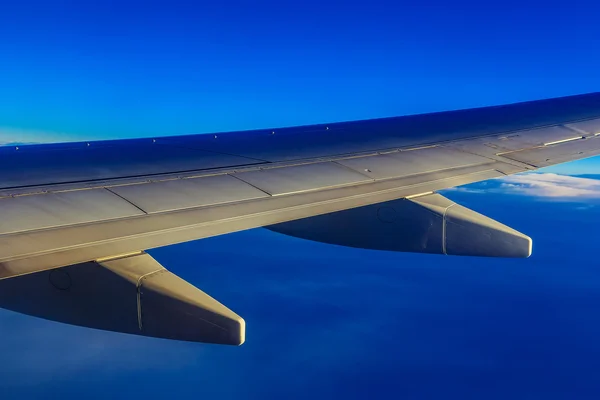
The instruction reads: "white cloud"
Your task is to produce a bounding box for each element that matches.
[452,173,600,198]
[499,173,600,198]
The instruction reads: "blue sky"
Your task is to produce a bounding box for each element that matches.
[2,1,600,399]
[1,1,600,145]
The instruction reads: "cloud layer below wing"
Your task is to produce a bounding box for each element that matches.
[450,173,600,199]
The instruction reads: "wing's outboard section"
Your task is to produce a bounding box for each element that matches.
[0,252,244,345]
[267,193,532,258]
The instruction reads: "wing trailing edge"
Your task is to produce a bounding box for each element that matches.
[267,193,532,258]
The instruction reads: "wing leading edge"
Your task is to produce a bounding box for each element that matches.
[1,92,600,344]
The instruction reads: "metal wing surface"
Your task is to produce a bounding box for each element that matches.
[1,92,599,345]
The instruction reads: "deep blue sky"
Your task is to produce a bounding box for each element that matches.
[1,1,600,143]
[2,1,600,399]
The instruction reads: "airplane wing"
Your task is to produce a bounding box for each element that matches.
[1,92,600,345]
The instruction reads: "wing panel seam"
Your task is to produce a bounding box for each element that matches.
[105,188,150,215]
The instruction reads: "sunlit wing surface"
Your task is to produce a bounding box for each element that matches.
[1,92,600,345]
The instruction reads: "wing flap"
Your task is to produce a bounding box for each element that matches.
[0,146,500,236]
[0,165,506,279]
[108,174,269,214]
[0,188,145,235]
